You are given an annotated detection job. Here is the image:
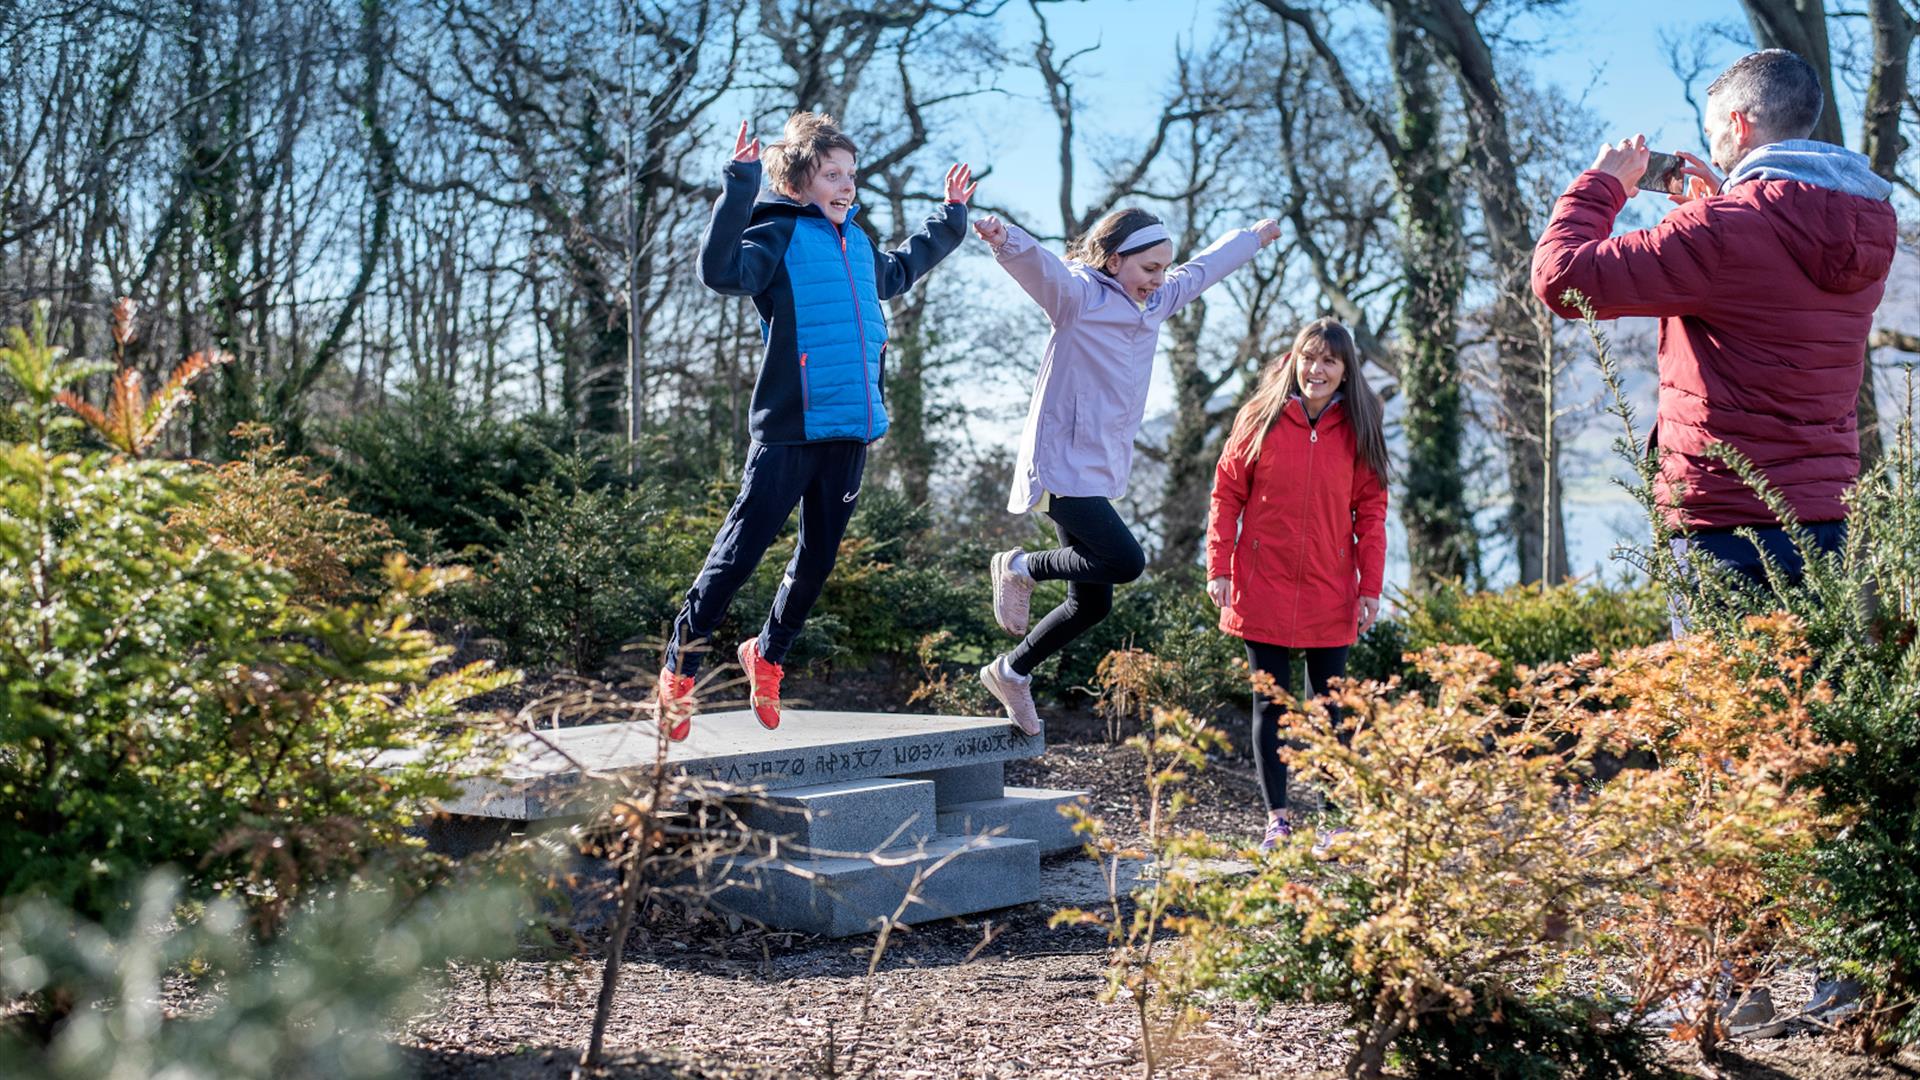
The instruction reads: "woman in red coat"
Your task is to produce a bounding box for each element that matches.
[1205,318,1389,851]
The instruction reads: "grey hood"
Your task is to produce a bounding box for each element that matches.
[1725,139,1894,201]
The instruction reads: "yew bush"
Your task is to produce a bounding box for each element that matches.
[1,307,512,930]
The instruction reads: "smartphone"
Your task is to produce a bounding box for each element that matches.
[1639,151,1684,194]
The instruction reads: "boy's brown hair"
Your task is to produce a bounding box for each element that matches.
[763,112,859,197]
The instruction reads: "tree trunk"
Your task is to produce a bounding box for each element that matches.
[1858,0,1915,475]
[882,294,936,506]
[1412,0,1567,583]
[1256,0,1479,587]
[1741,0,1846,144]
[1156,287,1215,569]
[1388,11,1477,587]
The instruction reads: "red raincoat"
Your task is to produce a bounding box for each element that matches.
[1531,168,1897,528]
[1206,398,1388,648]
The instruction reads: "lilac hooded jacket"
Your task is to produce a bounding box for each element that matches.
[993,223,1265,513]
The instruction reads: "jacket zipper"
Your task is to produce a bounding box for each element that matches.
[1289,408,1319,644]
[838,229,875,440]
[799,352,811,411]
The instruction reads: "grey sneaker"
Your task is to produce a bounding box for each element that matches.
[990,548,1036,636]
[1788,974,1863,1033]
[980,656,1042,736]
[1725,986,1787,1039]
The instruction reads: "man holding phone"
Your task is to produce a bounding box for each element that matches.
[1531,48,1896,1033]
[1533,49,1894,588]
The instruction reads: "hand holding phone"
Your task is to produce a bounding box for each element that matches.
[1666,151,1724,205]
[1638,150,1684,195]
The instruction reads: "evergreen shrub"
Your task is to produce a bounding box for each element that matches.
[0,309,512,928]
[326,384,620,557]
[0,868,529,1078]
[450,457,681,672]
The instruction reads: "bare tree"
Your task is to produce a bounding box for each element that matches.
[392,0,741,436]
[1145,38,1292,569]
[1399,0,1570,583]
[1028,0,1209,241]
[1256,0,1481,587]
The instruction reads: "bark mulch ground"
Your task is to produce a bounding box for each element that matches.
[397,671,1920,1079]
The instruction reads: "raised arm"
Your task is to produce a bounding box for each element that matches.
[876,163,976,300]
[875,204,967,300]
[1530,169,1724,320]
[984,220,1092,324]
[1159,220,1277,314]
[697,158,786,297]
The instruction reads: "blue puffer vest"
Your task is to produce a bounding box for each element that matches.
[784,208,889,442]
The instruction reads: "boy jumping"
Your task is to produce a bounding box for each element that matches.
[655,112,975,738]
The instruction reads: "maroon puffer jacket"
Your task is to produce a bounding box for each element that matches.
[1531,166,1896,528]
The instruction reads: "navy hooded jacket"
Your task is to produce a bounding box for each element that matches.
[698,160,967,445]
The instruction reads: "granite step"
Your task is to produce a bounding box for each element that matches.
[721,777,939,856]
[706,833,1041,938]
[431,710,1042,820]
[937,786,1089,856]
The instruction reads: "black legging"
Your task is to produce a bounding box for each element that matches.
[1247,640,1350,813]
[1007,496,1146,676]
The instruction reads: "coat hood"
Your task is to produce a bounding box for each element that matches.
[1725,139,1893,200]
[1727,141,1897,294]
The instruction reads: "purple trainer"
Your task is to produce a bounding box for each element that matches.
[1259,814,1294,853]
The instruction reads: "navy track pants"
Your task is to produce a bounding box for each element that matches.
[663,439,866,676]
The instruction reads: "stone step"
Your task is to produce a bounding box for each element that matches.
[901,761,1005,807]
[723,777,938,856]
[707,834,1041,938]
[937,787,1089,856]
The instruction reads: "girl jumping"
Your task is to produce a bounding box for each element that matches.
[1206,317,1389,851]
[972,208,1282,734]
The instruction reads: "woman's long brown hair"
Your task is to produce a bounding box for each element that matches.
[1222,318,1391,484]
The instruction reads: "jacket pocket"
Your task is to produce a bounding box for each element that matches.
[1072,394,1100,451]
[1230,537,1260,609]
[799,352,812,411]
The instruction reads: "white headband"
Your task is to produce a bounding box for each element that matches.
[1116,222,1170,254]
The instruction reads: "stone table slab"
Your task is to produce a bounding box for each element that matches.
[436,710,1042,819]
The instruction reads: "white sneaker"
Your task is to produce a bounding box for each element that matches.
[980,656,1042,736]
[990,548,1036,636]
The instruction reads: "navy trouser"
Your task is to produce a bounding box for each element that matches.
[664,439,866,676]
[1670,521,1845,637]
[1006,496,1147,676]
[1691,520,1845,586]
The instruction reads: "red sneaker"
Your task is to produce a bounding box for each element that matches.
[737,638,784,730]
[655,668,696,741]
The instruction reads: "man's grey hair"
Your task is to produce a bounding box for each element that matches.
[1705,49,1824,141]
